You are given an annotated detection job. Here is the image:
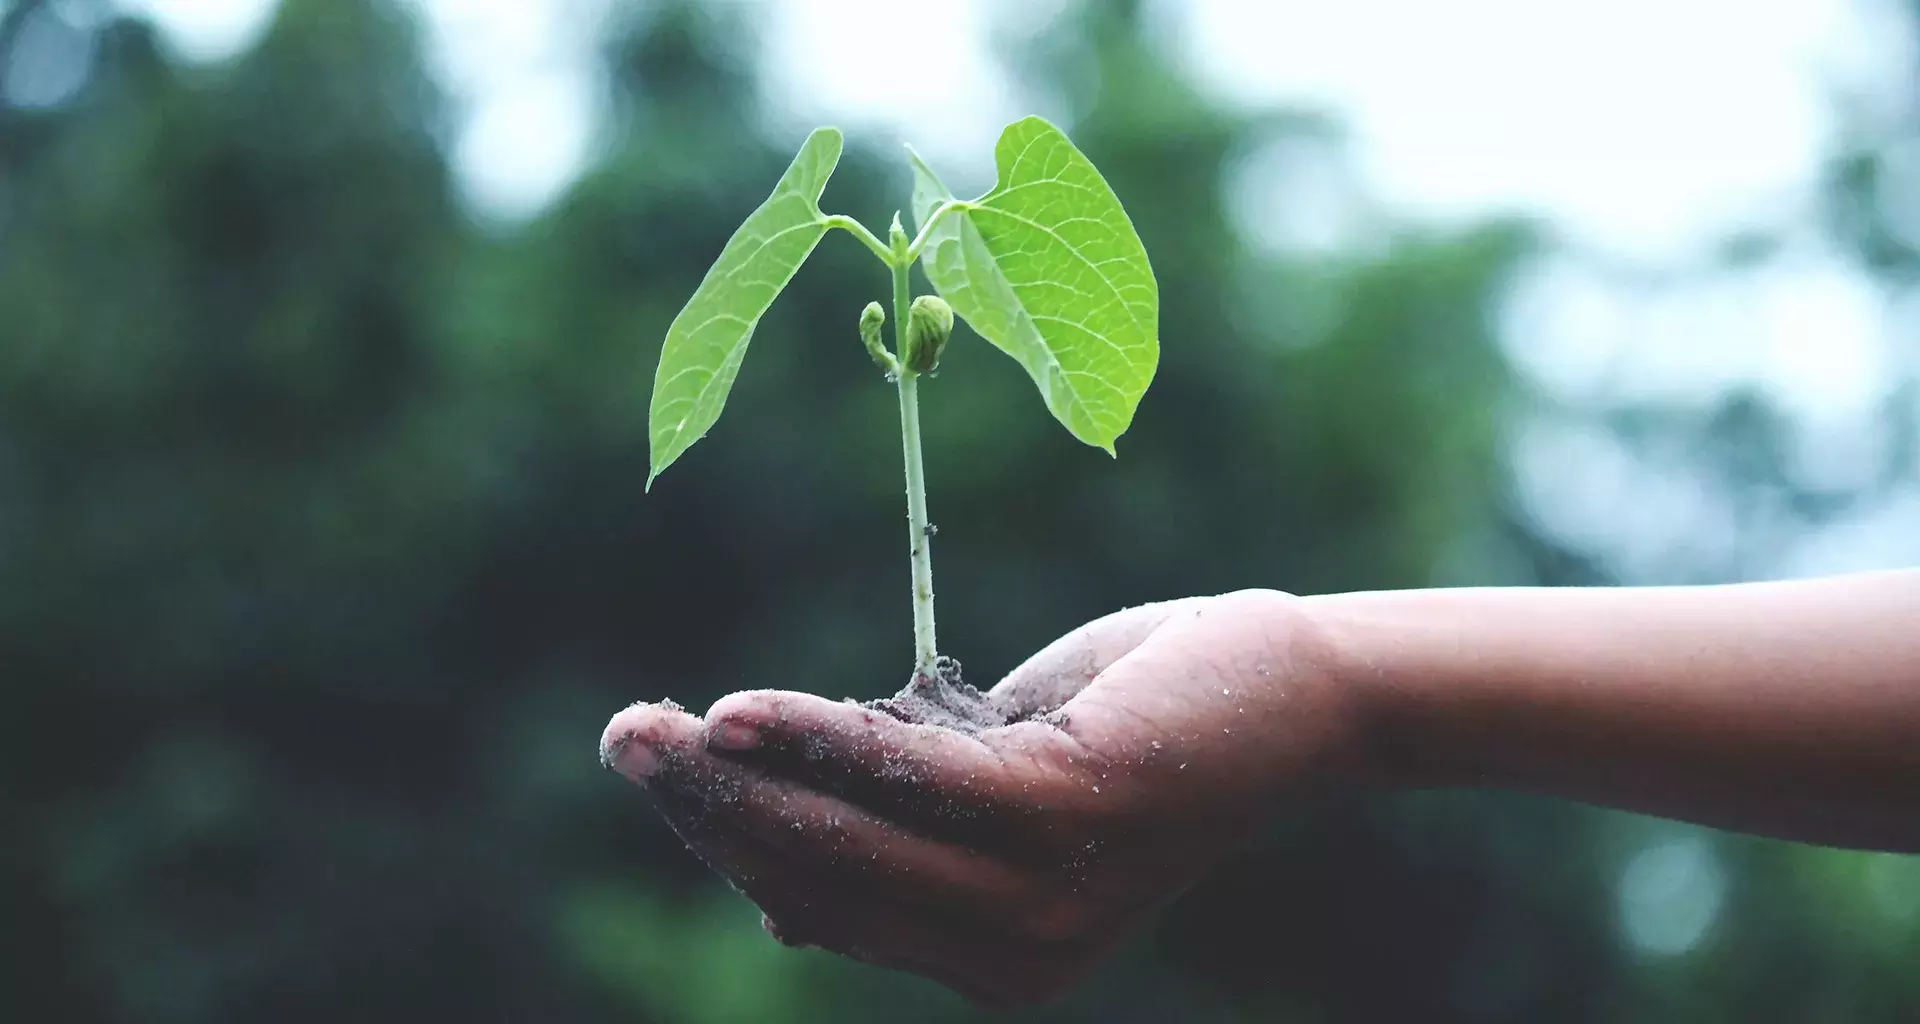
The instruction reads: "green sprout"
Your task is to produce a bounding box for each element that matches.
[645,116,1160,681]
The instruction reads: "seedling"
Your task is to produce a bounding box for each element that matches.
[647,117,1158,696]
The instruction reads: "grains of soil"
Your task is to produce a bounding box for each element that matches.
[860,655,1052,735]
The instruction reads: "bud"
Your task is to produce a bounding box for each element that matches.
[902,295,954,374]
[857,301,893,373]
[888,211,909,253]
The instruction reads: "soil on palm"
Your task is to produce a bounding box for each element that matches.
[863,656,1018,734]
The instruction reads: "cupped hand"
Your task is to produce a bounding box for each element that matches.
[599,590,1372,1007]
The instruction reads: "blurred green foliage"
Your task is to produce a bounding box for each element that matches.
[2,0,1915,1021]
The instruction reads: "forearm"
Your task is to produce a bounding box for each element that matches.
[1304,570,1920,851]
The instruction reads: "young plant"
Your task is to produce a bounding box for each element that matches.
[646,116,1158,695]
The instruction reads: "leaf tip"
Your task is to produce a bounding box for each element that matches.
[802,126,845,169]
[904,143,937,177]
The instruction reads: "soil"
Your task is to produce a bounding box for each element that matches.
[860,655,1047,735]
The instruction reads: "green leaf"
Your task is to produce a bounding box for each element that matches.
[647,128,843,488]
[910,117,1158,453]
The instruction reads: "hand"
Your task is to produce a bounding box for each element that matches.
[599,590,1374,1007]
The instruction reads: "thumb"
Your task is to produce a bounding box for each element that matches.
[1052,590,1349,804]
[988,598,1200,721]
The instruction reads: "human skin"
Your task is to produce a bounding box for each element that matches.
[600,569,1920,1006]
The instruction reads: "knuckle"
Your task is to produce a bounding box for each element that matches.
[704,689,783,731]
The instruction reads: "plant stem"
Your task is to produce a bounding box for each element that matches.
[902,200,969,264]
[824,215,894,264]
[891,248,939,677]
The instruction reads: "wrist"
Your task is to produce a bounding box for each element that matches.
[1202,588,1404,792]
[1295,589,1455,791]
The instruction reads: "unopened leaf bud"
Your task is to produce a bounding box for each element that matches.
[903,295,954,374]
[857,301,893,373]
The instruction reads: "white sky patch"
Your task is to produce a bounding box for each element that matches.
[1776,487,1920,576]
[121,0,1905,251]
[1225,132,1380,255]
[1174,0,1890,260]
[113,0,276,62]
[406,0,607,223]
[1504,252,1894,423]
[115,0,604,219]
[757,0,1020,190]
[1751,261,1895,424]
[1510,415,1746,582]
[452,67,601,223]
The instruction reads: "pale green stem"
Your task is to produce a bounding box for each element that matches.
[902,200,970,264]
[824,214,894,264]
[892,243,939,676]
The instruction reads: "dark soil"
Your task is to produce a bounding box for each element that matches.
[861,655,1042,735]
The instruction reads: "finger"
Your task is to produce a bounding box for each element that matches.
[693,759,1114,965]
[607,702,1086,1004]
[690,602,1197,840]
[644,752,1079,1006]
[602,699,838,900]
[989,598,1198,719]
[600,699,703,784]
[654,735,1048,920]
[608,704,1049,923]
[700,689,1063,839]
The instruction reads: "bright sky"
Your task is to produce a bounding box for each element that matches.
[1187,0,1871,253]
[112,0,1920,575]
[116,0,1905,248]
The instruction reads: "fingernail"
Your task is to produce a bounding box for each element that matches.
[603,733,661,780]
[709,721,762,752]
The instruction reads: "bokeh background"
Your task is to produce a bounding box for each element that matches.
[4,0,1918,1020]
